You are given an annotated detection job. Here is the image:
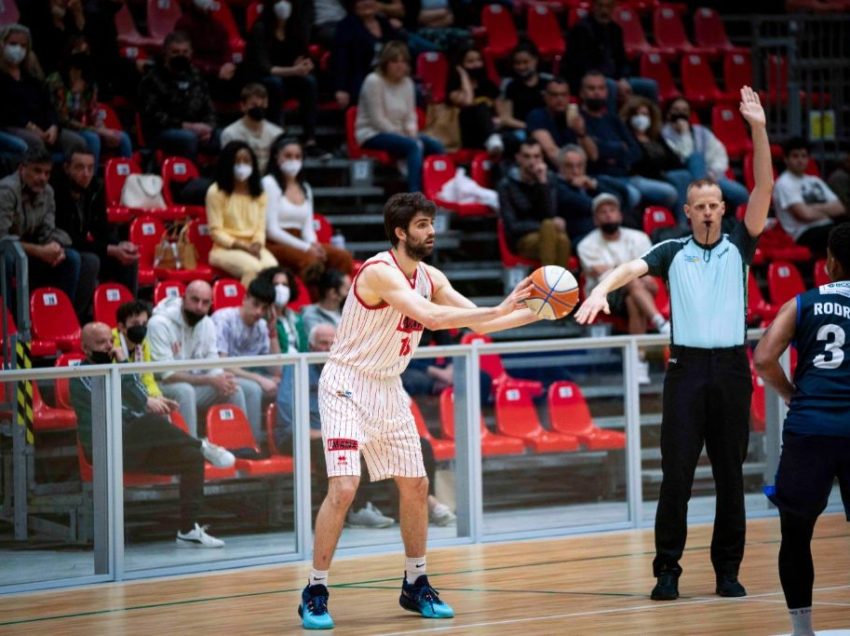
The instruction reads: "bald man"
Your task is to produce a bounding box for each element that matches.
[70,322,235,547]
[147,280,249,437]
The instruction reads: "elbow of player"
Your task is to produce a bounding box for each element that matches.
[752,351,772,374]
[419,311,442,332]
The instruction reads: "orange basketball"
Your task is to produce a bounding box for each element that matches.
[524,266,580,320]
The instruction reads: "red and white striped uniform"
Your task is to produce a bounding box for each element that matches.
[319,250,433,480]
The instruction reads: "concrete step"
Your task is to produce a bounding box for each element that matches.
[312,186,383,198]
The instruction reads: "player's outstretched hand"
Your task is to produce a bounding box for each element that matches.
[574,291,610,325]
[739,85,766,127]
[498,276,533,315]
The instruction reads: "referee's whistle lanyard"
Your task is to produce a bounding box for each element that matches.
[696,223,719,263]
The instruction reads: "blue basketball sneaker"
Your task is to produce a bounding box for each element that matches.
[399,574,455,619]
[298,584,334,630]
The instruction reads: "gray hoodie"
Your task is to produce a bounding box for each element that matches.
[147,296,222,379]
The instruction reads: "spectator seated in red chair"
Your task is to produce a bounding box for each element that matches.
[774,136,848,256]
[220,83,283,173]
[446,44,503,156]
[256,266,309,354]
[70,322,235,547]
[496,42,553,154]
[112,300,163,400]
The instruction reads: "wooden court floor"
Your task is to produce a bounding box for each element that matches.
[1,515,848,635]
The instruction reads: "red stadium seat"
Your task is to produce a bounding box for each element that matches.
[460,333,544,398]
[747,270,778,326]
[639,53,681,104]
[439,387,525,456]
[346,107,394,166]
[494,385,580,453]
[246,1,263,32]
[153,219,216,282]
[153,280,186,305]
[93,283,134,328]
[146,0,182,43]
[312,213,334,244]
[206,404,293,475]
[31,380,76,432]
[409,397,455,461]
[652,275,670,320]
[711,104,752,160]
[693,7,744,57]
[481,4,518,59]
[104,157,143,223]
[212,278,245,310]
[265,404,284,456]
[423,155,493,217]
[1,308,55,358]
[566,5,589,28]
[681,53,724,107]
[750,367,766,433]
[470,153,492,187]
[31,288,81,353]
[288,276,313,312]
[54,352,86,411]
[813,258,830,287]
[171,410,236,480]
[721,51,753,102]
[527,5,565,60]
[642,206,676,237]
[114,2,159,50]
[160,156,206,218]
[652,4,706,56]
[416,51,449,104]
[497,219,540,269]
[756,221,812,264]
[0,0,20,26]
[129,215,166,287]
[767,261,806,306]
[547,381,626,450]
[613,5,658,60]
[209,1,245,63]
[77,438,173,485]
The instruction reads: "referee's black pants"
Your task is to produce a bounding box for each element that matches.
[653,345,752,578]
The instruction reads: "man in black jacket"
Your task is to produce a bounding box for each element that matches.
[497,139,570,266]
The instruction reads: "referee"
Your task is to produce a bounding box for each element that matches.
[576,87,773,601]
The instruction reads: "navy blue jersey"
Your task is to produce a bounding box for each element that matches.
[785,280,850,437]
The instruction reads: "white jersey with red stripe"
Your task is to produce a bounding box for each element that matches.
[325,250,434,380]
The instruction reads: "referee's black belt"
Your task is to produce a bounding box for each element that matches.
[670,345,748,358]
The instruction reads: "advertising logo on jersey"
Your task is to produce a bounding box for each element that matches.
[397,315,424,333]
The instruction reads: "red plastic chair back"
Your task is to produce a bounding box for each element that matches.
[416,51,449,103]
[154,280,186,305]
[188,219,213,263]
[246,1,263,31]
[471,153,492,187]
[639,52,680,103]
[767,261,806,306]
[129,216,167,270]
[481,4,518,58]
[711,104,752,160]
[55,352,87,410]
[147,0,182,42]
[105,157,142,207]
[345,107,393,164]
[213,278,245,310]
[497,219,539,269]
[527,5,565,59]
[313,213,334,244]
[206,404,259,451]
[642,206,675,236]
[288,276,313,312]
[681,53,721,106]
[30,288,81,352]
[547,381,595,437]
[723,51,752,96]
[0,0,20,26]
[652,4,692,52]
[693,7,732,50]
[813,258,830,287]
[423,155,455,201]
[93,283,134,327]
[160,156,200,207]
[613,5,651,58]
[209,0,244,60]
[460,332,506,380]
[494,385,544,438]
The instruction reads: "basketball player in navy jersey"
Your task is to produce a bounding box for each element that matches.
[754,222,850,636]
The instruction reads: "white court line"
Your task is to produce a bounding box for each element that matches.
[750,599,850,609]
[376,584,850,636]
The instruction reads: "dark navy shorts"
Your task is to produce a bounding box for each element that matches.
[769,431,850,520]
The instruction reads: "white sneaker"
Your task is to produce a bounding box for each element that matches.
[176,523,225,548]
[636,360,651,385]
[201,439,235,468]
[658,320,671,335]
[346,502,394,528]
[429,503,456,527]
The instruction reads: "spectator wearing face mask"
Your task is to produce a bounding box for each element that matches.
[256,266,309,354]
[221,83,283,172]
[207,140,278,287]
[112,300,163,399]
[446,44,502,153]
[262,136,353,282]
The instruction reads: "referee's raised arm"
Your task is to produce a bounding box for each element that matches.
[738,86,774,237]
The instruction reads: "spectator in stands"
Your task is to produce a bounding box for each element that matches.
[113,300,163,399]
[526,77,597,169]
[83,0,144,101]
[300,268,351,335]
[71,321,234,548]
[0,24,88,157]
[245,0,320,151]
[498,139,571,266]
[256,266,308,354]
[827,151,850,212]
[21,0,86,76]
[496,42,553,147]
[0,147,83,316]
[220,83,283,172]
[355,41,444,193]
[774,137,847,254]
[577,193,669,383]
[661,97,750,221]
[560,0,658,110]
[148,280,250,438]
[403,0,469,53]
[620,96,691,215]
[310,0,347,47]
[263,137,354,281]
[331,0,402,108]
[207,141,278,287]
[174,0,238,102]
[138,31,218,161]
[212,277,278,443]
[446,44,502,153]
[45,45,133,169]
[52,149,139,314]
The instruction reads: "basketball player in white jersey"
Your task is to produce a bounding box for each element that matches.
[298,192,542,629]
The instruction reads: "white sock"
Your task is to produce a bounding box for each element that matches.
[789,607,813,636]
[405,556,426,584]
[308,568,329,588]
[651,314,665,329]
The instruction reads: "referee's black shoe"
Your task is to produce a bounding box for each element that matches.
[650,572,679,600]
[716,574,747,597]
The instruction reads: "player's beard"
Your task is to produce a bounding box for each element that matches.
[404,236,434,261]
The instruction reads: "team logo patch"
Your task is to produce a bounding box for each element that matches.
[336,389,353,398]
[328,438,359,451]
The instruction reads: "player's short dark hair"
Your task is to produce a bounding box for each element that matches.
[116,300,150,325]
[247,277,276,306]
[783,136,810,157]
[384,192,436,247]
[828,222,850,277]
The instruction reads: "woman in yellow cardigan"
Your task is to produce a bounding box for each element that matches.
[206,141,278,286]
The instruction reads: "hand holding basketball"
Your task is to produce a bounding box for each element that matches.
[498,275,534,315]
[524,266,580,320]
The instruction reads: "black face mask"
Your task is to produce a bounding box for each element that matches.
[70,52,94,82]
[169,55,191,74]
[600,222,621,235]
[183,308,206,327]
[584,98,606,112]
[126,325,147,345]
[669,112,689,123]
[246,106,265,122]
[466,67,487,81]
[89,350,113,365]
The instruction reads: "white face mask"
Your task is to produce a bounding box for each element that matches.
[275,284,291,307]
[233,163,253,181]
[274,0,292,20]
[280,159,302,177]
[630,113,651,133]
[193,0,216,11]
[4,43,26,65]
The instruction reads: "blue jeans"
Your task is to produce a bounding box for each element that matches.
[155,128,220,161]
[628,175,678,209]
[0,130,27,165]
[605,77,660,113]
[263,74,318,140]
[80,130,133,170]
[362,133,444,192]
[596,175,641,213]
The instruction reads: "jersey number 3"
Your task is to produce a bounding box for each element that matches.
[813,324,846,370]
[399,336,411,357]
